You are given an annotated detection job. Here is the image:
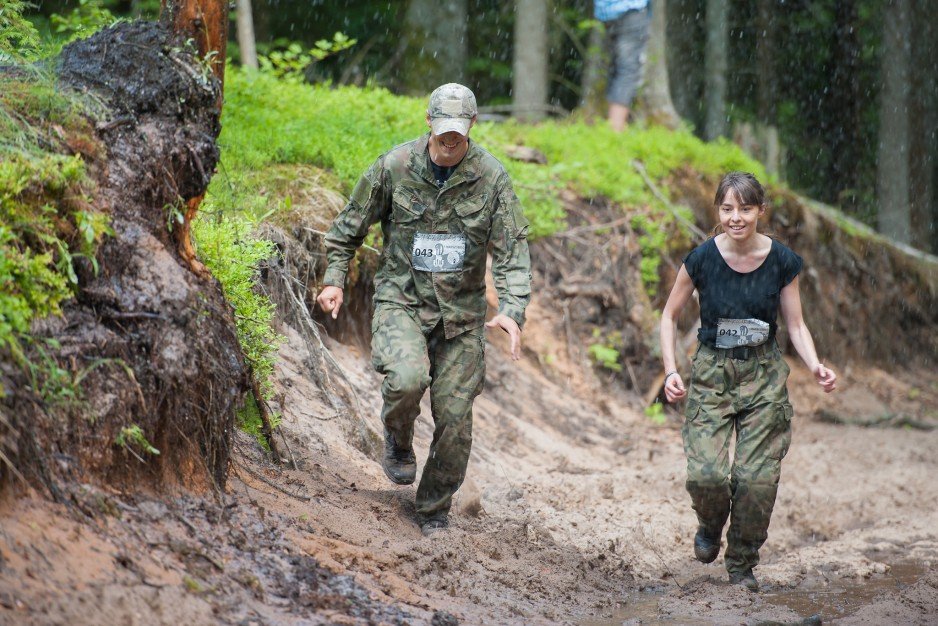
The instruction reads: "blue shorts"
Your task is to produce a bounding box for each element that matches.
[605,6,651,107]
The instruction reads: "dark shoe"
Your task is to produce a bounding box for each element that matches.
[728,569,759,591]
[420,517,448,537]
[694,527,721,563]
[382,431,416,485]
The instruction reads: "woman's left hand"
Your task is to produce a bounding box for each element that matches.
[814,363,837,393]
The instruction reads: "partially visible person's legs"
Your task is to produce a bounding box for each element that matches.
[415,324,485,525]
[724,352,793,579]
[608,102,630,133]
[605,7,651,131]
[372,305,432,483]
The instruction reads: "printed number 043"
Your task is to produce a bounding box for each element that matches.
[413,248,434,257]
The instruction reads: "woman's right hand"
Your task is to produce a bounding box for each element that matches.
[664,372,687,403]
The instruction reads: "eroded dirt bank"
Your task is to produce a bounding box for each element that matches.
[2,299,937,624]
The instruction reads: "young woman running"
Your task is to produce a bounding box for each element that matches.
[659,171,837,591]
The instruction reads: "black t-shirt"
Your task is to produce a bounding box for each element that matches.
[683,237,803,348]
[430,159,457,187]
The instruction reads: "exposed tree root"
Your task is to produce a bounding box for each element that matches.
[255,222,381,461]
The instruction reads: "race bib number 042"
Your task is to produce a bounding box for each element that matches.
[715,318,770,349]
[411,233,467,272]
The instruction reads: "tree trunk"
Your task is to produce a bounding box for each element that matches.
[400,0,468,94]
[703,0,727,140]
[666,0,703,131]
[909,0,936,252]
[877,0,912,244]
[236,0,258,70]
[754,0,782,177]
[579,20,605,118]
[642,0,680,128]
[160,0,229,101]
[512,0,550,122]
[821,0,860,210]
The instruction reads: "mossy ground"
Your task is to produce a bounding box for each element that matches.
[0,69,109,370]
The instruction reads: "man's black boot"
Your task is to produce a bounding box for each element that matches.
[382,430,416,485]
[693,526,721,563]
[728,568,759,591]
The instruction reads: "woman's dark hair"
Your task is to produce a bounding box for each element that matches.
[711,172,769,237]
[713,171,765,207]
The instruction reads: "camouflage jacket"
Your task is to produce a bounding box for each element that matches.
[323,134,532,339]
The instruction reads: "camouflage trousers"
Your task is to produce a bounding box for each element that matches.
[371,304,486,522]
[682,341,794,574]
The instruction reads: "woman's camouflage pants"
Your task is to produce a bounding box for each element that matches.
[371,304,486,523]
[682,342,794,574]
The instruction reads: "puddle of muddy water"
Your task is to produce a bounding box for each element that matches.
[579,561,927,625]
[578,591,713,626]
[762,560,927,622]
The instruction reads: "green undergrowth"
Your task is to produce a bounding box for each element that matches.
[0,68,109,382]
[217,68,766,222]
[191,210,283,447]
[214,69,768,298]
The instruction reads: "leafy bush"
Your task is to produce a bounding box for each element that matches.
[587,328,623,372]
[50,0,117,44]
[258,33,357,83]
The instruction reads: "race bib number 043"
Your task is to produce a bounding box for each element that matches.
[715,318,770,349]
[411,233,466,272]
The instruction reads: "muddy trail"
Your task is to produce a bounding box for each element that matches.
[2,275,937,625]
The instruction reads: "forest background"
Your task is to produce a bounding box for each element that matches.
[23,0,938,255]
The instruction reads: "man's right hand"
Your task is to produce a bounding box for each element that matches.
[316,286,344,319]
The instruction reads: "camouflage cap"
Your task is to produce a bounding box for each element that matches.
[427,83,477,136]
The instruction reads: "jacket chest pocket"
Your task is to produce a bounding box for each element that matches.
[390,187,428,255]
[391,186,427,225]
[454,193,491,245]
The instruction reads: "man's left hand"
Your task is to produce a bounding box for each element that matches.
[485,314,522,361]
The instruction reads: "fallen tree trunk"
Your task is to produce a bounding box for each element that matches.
[0,21,248,496]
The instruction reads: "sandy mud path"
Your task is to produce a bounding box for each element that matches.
[1,314,936,625]
[240,318,938,625]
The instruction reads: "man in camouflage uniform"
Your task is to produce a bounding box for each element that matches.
[316,84,532,536]
[682,343,794,584]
